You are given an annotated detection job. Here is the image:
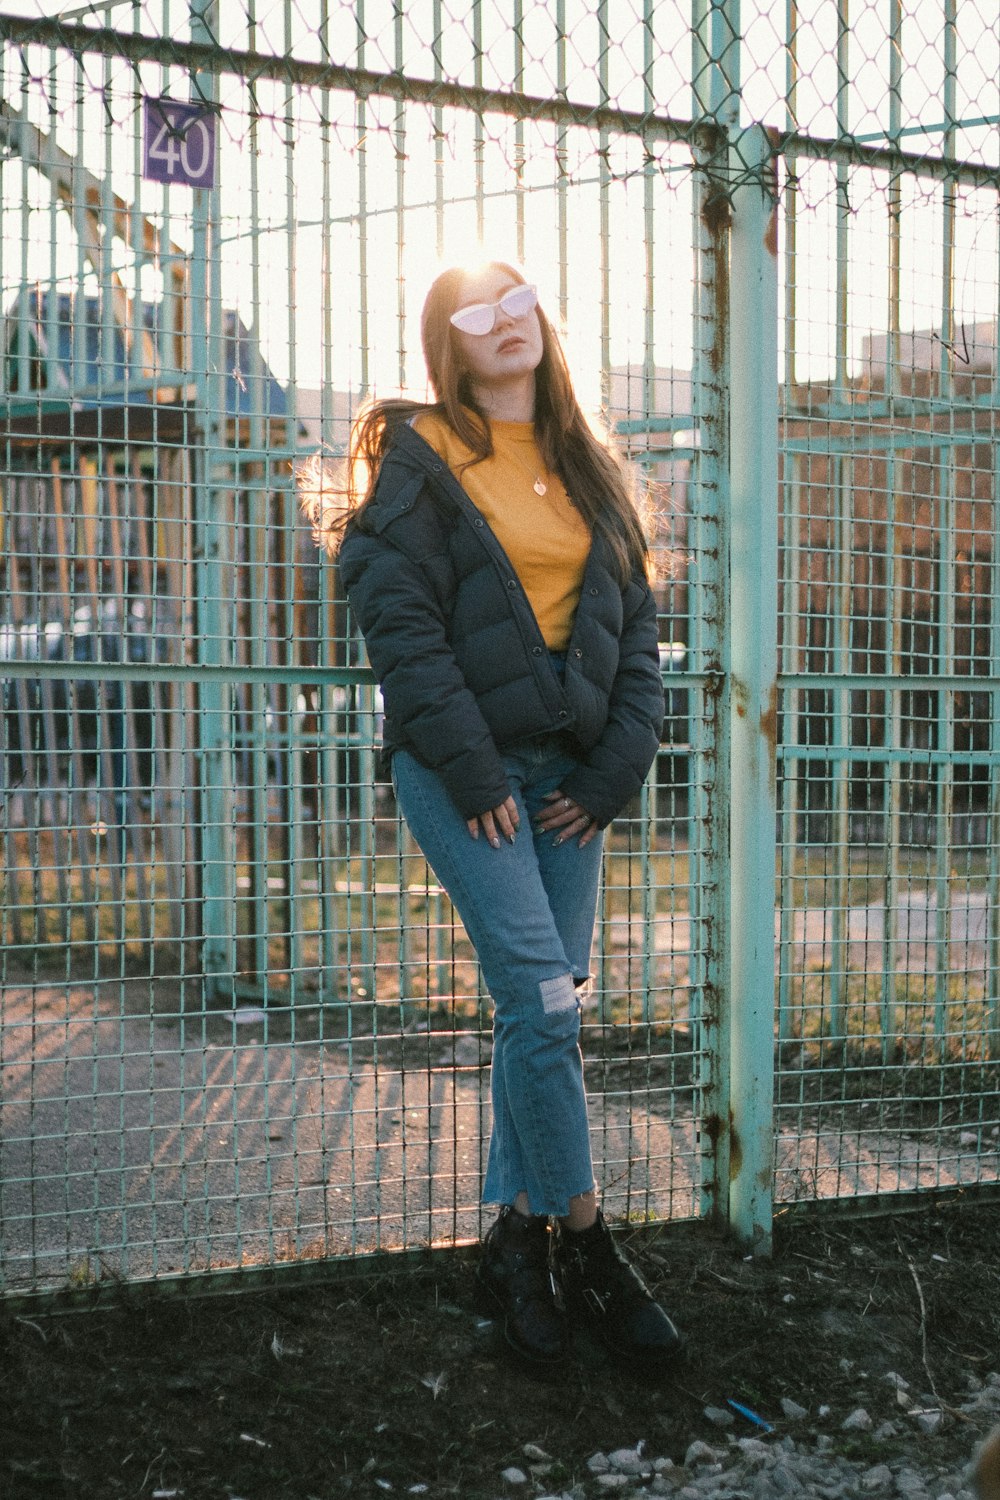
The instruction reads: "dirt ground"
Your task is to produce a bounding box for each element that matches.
[2,1197,999,1500]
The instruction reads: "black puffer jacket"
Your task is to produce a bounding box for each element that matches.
[337,423,664,828]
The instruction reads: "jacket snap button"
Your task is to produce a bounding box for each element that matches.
[574,649,583,658]
[474,517,484,527]
[532,646,542,656]
[507,579,517,589]
[431,462,443,472]
[558,709,568,719]
[589,587,599,596]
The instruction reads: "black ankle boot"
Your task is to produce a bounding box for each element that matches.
[477,1206,569,1364]
[554,1211,682,1365]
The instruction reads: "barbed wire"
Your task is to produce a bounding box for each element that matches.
[0,4,997,172]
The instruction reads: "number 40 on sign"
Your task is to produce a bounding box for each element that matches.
[143,97,216,188]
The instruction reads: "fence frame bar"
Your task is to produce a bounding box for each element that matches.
[727,122,779,1252]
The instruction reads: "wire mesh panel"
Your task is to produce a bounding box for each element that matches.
[772,143,1000,1200]
[2,0,999,1300]
[0,1,718,1296]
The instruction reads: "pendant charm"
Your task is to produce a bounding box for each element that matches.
[533,478,547,496]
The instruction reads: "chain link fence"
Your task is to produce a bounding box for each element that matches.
[0,0,998,1301]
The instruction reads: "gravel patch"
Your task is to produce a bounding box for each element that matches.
[482,1375,1000,1500]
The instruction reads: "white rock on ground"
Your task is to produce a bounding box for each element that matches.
[683,1441,720,1469]
[607,1448,647,1475]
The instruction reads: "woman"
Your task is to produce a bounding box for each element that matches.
[305,261,680,1367]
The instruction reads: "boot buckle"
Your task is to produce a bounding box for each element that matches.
[583,1286,607,1316]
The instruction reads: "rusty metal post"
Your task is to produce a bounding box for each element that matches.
[727,123,779,1252]
[189,0,236,996]
[690,131,731,1224]
[690,0,740,1227]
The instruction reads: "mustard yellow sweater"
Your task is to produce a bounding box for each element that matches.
[413,411,591,650]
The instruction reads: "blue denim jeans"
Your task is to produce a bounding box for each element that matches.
[391,733,604,1218]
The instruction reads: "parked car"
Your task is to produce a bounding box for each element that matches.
[656,640,691,815]
[1,600,162,792]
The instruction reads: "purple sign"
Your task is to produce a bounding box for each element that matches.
[143,97,216,188]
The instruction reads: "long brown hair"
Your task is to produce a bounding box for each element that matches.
[299,262,651,586]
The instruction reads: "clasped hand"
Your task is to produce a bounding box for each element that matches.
[466,790,597,849]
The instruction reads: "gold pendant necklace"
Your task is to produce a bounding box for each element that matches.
[512,447,549,496]
[510,434,551,496]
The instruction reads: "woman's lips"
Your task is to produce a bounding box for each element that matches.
[496,336,525,353]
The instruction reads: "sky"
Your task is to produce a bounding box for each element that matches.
[0,0,998,410]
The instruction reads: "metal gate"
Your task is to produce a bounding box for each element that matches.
[1,1,998,1303]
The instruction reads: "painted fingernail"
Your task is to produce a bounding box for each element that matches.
[491,837,501,849]
[553,836,563,847]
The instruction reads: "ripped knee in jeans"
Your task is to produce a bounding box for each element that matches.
[539,972,578,1015]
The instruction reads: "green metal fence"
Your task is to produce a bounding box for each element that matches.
[0,0,998,1302]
